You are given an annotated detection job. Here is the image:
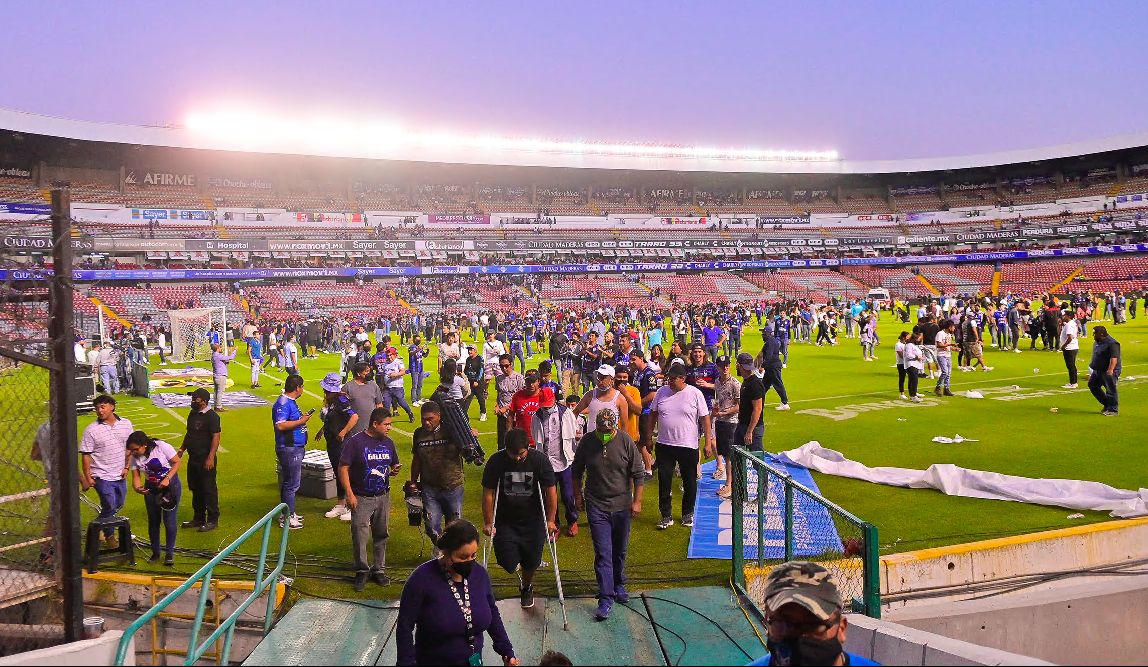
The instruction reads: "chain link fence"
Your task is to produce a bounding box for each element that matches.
[729,446,881,619]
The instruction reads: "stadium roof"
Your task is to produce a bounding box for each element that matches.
[3,106,1148,175]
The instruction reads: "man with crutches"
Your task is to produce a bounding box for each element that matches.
[482,428,558,609]
[571,407,646,621]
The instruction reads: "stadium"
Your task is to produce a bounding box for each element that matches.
[2,11,1148,666]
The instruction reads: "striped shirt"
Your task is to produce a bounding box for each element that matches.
[79,415,134,480]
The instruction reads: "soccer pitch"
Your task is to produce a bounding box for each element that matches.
[78,311,1148,598]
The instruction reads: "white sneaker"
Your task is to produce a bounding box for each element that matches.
[900,393,908,400]
[324,505,347,519]
[340,510,353,522]
[280,514,304,530]
[983,366,994,372]
[910,396,922,403]
[1062,383,1078,389]
[775,403,791,411]
[1014,349,1022,354]
[782,364,787,369]
[480,413,488,422]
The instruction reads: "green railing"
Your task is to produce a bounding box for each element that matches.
[729,447,881,619]
[114,504,291,665]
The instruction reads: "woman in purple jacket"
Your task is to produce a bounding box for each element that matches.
[396,520,518,666]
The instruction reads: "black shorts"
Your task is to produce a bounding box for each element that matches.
[493,523,545,574]
[715,420,736,458]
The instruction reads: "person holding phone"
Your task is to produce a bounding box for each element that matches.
[339,408,401,591]
[273,375,313,530]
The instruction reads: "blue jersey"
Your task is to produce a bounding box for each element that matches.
[774,317,791,338]
[408,344,426,370]
[209,330,221,346]
[272,395,307,448]
[248,338,263,359]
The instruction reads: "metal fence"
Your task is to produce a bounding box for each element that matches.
[729,446,881,619]
[0,190,84,656]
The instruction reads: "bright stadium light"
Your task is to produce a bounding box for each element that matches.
[184,109,840,162]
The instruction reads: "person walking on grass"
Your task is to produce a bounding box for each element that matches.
[649,365,712,530]
[179,388,221,532]
[902,332,924,402]
[1060,310,1081,389]
[210,343,237,412]
[339,408,400,591]
[572,408,646,622]
[1089,326,1121,416]
[317,372,359,523]
[934,320,956,397]
[481,428,558,609]
[711,355,740,488]
[247,334,264,388]
[127,430,182,566]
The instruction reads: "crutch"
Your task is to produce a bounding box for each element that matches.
[539,483,569,630]
[483,481,500,568]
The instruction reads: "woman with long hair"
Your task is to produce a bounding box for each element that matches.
[126,430,182,566]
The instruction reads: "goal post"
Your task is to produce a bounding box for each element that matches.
[168,307,227,363]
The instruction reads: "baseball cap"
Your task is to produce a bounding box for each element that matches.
[689,342,705,351]
[716,354,731,367]
[319,372,343,393]
[736,352,756,369]
[524,369,541,383]
[762,561,843,622]
[596,406,619,432]
[595,365,616,378]
[186,388,210,402]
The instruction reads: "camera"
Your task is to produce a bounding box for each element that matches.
[436,395,486,467]
[403,481,424,527]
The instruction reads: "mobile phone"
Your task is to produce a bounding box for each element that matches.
[307,408,316,416]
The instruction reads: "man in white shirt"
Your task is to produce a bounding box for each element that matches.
[381,348,415,422]
[284,335,300,377]
[649,365,712,530]
[1060,310,1081,389]
[933,320,956,397]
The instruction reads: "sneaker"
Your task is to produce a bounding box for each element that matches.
[657,517,675,530]
[943,389,954,396]
[181,519,205,530]
[1102,410,1119,416]
[373,571,391,586]
[325,505,348,519]
[983,366,994,372]
[910,396,922,403]
[934,386,943,396]
[280,514,304,530]
[595,598,614,621]
[1061,383,1077,389]
[864,357,872,362]
[353,571,370,592]
[900,393,908,400]
[520,584,535,609]
[164,554,175,567]
[775,403,791,411]
[643,469,655,481]
[1014,349,1022,354]
[782,364,787,369]
[614,585,630,604]
[682,514,695,528]
[148,552,162,564]
[480,413,488,422]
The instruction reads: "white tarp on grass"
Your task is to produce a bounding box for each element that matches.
[779,442,1148,518]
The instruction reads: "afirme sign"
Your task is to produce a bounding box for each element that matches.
[124,171,197,187]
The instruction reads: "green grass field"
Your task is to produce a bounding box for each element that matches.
[78,311,1148,600]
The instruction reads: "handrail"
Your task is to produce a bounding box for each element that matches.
[730,447,881,618]
[114,504,291,665]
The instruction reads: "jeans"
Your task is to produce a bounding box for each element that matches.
[411,366,425,404]
[185,455,220,523]
[733,422,765,453]
[351,494,390,573]
[100,366,120,394]
[778,337,789,364]
[497,414,510,450]
[936,354,952,391]
[586,502,632,601]
[897,364,907,394]
[554,467,579,527]
[383,386,414,419]
[276,447,304,515]
[1088,371,1119,413]
[655,443,699,520]
[1063,349,1079,385]
[704,345,719,363]
[250,358,262,385]
[512,345,526,374]
[762,366,789,405]
[422,485,465,542]
[144,476,182,557]
[93,478,127,538]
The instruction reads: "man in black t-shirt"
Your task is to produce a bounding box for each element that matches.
[735,353,765,452]
[481,428,557,609]
[181,388,222,531]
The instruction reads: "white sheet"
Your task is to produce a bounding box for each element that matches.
[778,442,1148,518]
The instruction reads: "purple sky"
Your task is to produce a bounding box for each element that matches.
[3,2,1147,160]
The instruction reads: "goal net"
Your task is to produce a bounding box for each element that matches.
[168,307,226,363]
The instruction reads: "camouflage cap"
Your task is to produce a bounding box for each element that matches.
[762,561,842,621]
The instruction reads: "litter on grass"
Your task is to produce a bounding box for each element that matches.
[1066,513,1085,519]
[965,390,984,399]
[932,434,979,444]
